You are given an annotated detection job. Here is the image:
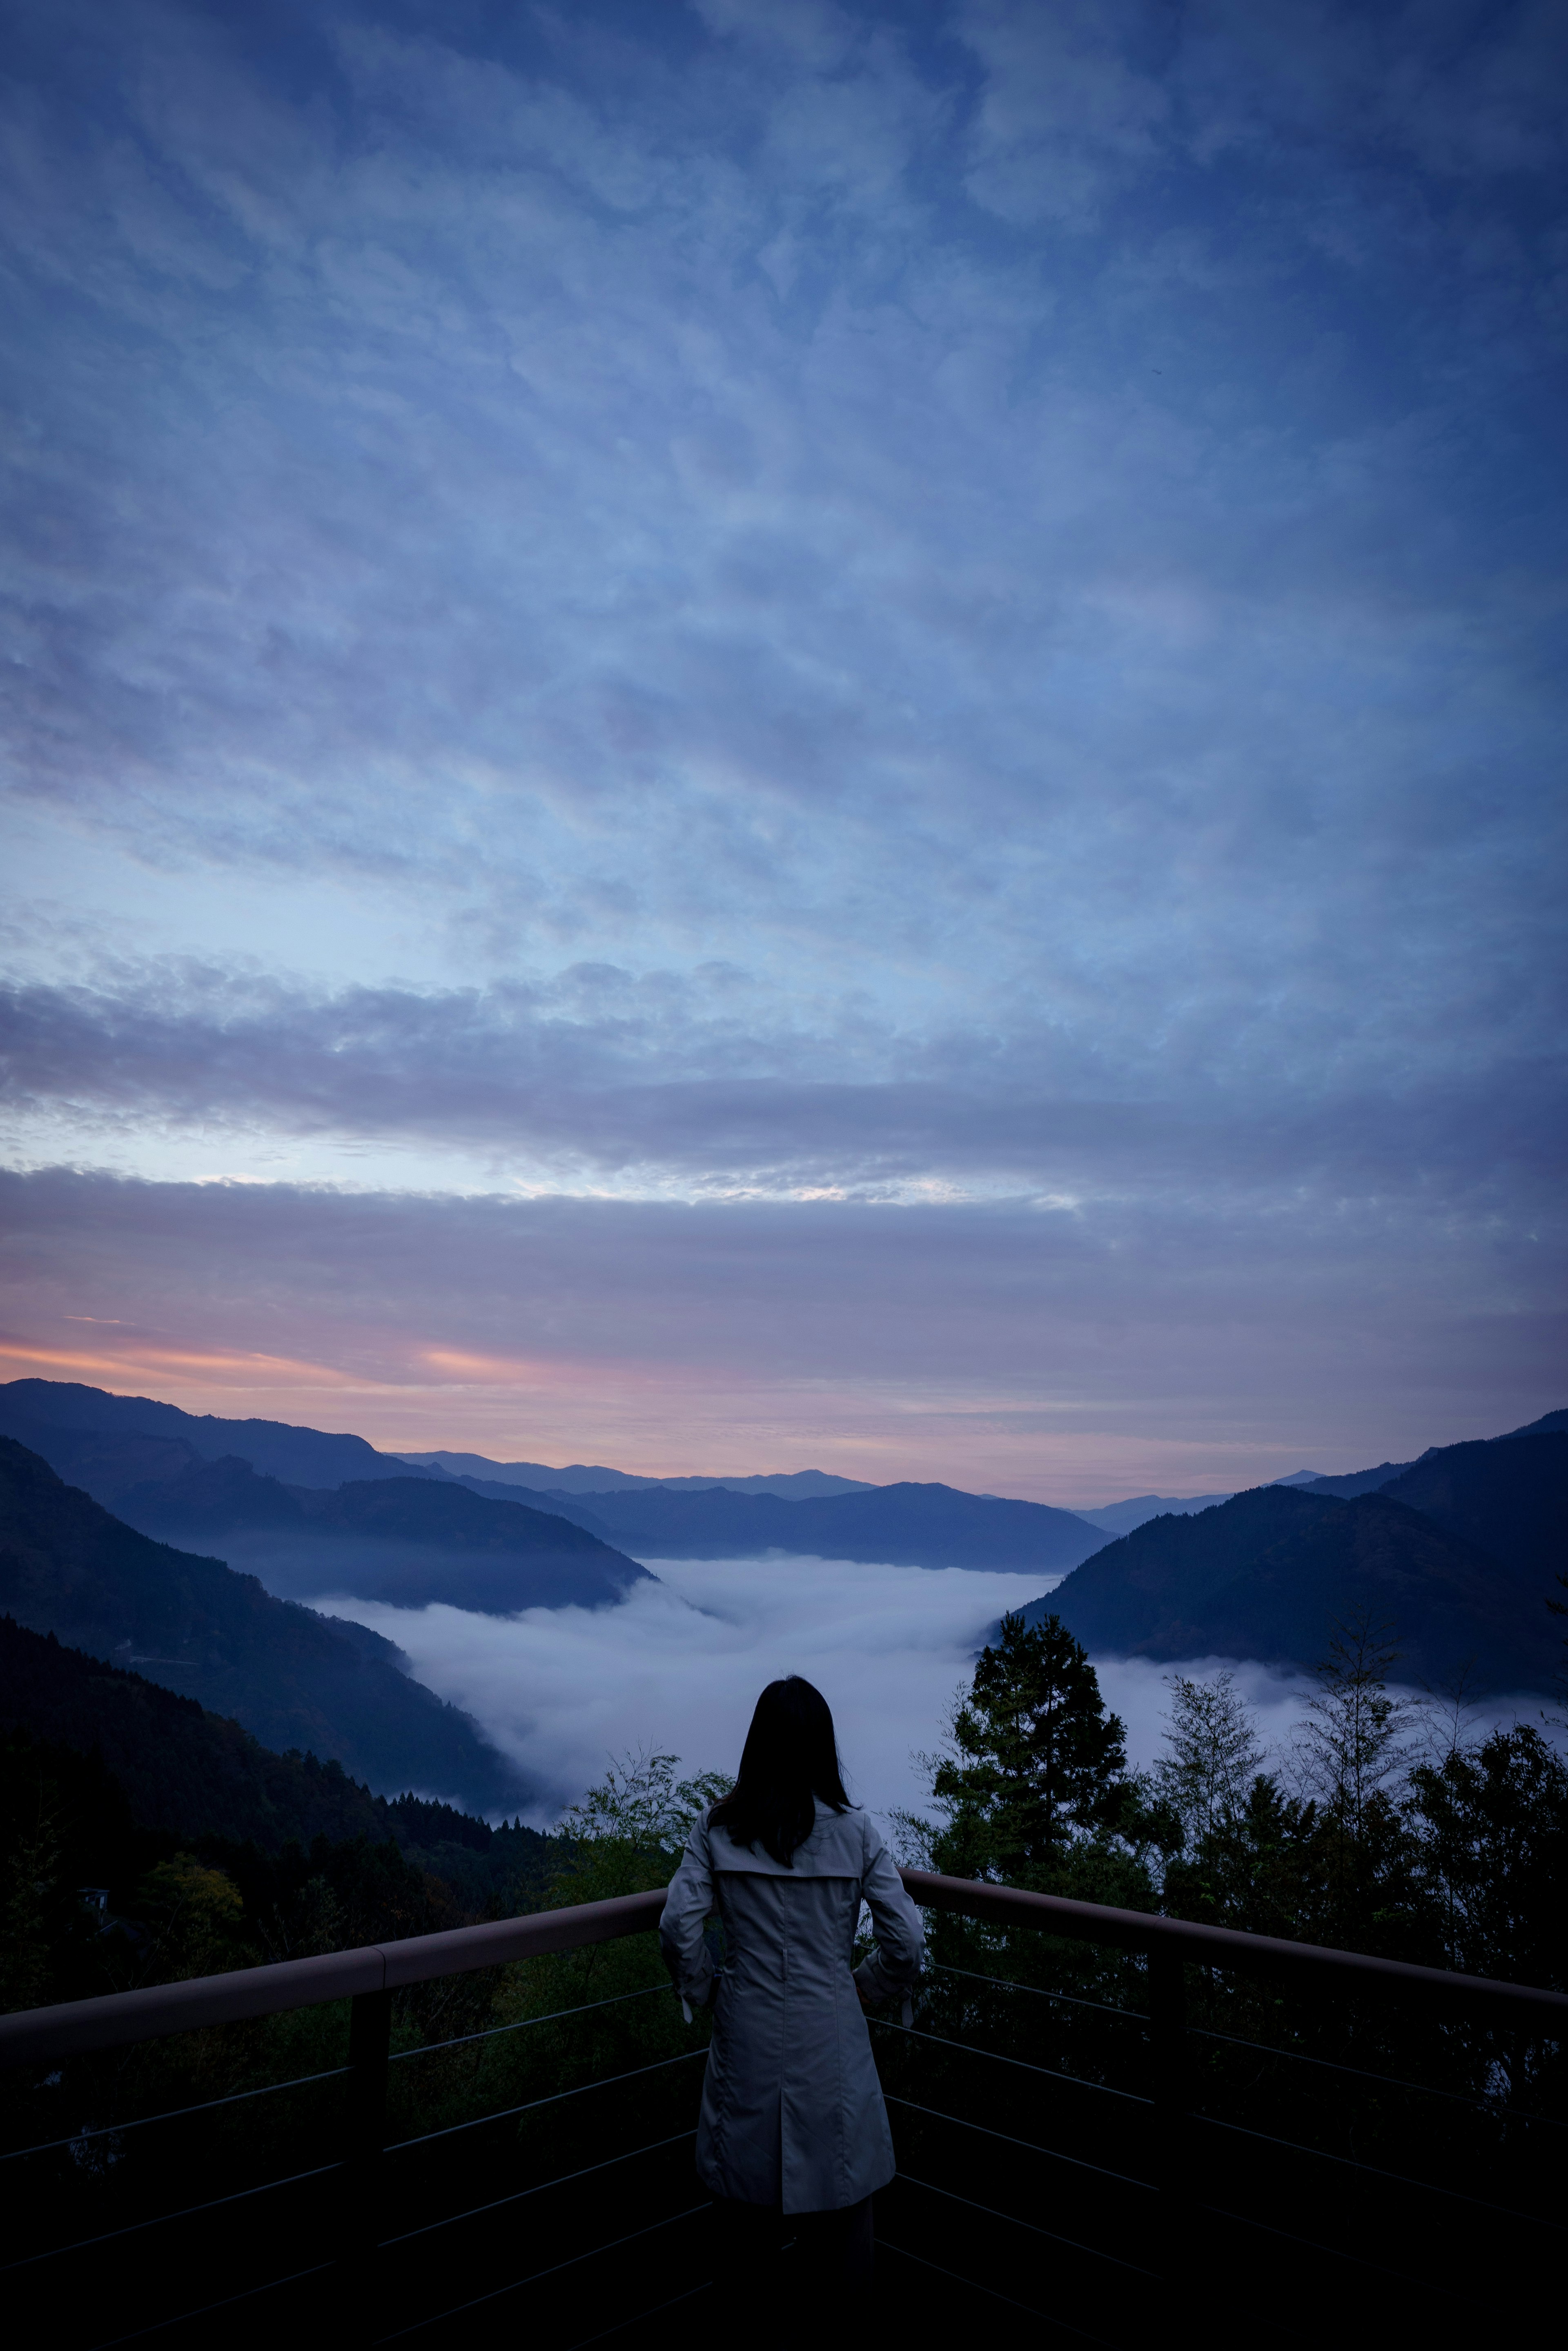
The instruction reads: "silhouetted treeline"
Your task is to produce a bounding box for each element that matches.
[0,1616,556,2017]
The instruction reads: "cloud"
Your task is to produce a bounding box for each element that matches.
[302,1555,1549,1824]
[1,1165,1560,1502]
[2,957,1563,1210]
[310,1555,1046,1822]
[0,3,1563,1484]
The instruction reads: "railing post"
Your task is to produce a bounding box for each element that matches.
[1147,1945,1189,2294]
[339,1987,392,2334]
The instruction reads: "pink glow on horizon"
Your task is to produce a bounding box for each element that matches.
[0,1328,1349,1505]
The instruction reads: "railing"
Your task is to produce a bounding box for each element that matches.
[2,1872,1563,2346]
[885,1873,1567,2338]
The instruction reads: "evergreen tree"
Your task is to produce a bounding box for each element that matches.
[927,1613,1130,1881]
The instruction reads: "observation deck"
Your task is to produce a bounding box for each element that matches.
[2,1870,1561,2344]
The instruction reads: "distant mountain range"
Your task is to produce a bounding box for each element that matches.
[2,1379,1561,1708]
[0,1377,445,1489]
[456,1475,1107,1574]
[0,1435,526,1811]
[1076,1408,1568,1532]
[0,1382,1107,1578]
[0,1386,654,1615]
[399,1450,874,1498]
[94,1452,650,1616]
[1029,1430,1566,1693]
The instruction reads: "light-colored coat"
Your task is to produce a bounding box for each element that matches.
[659,1799,925,2213]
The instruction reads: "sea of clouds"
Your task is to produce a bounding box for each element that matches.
[310,1555,1343,1828]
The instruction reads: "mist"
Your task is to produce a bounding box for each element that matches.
[308,1556,1337,1826]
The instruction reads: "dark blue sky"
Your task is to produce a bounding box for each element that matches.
[1,0,1563,1497]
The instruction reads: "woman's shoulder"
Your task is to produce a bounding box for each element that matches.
[798,1802,883,1872]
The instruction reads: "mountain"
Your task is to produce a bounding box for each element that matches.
[0,1437,525,1809]
[1287,1408,1566,1502]
[514,1479,1107,1573]
[1378,1433,1568,1586]
[101,1452,653,1615]
[1497,1408,1568,1441]
[1074,1490,1240,1537]
[399,1450,874,1498]
[1077,1472,1362,1537]
[0,1378,443,1491]
[1027,1483,1556,1691]
[1297,1461,1418,1498]
[1,1613,424,1853]
[0,1617,558,2012]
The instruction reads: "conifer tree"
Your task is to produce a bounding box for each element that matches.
[929,1613,1129,1880]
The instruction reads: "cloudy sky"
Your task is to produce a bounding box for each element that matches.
[2,0,1564,1501]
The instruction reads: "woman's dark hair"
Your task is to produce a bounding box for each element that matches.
[707,1677,851,1866]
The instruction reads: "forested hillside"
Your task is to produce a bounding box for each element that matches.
[0,1614,553,2015]
[0,1438,524,1808]
[1034,1469,1560,1691]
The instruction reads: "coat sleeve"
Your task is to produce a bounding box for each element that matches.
[659,1818,718,2015]
[852,1819,925,2009]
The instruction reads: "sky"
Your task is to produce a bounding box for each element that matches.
[1,0,1565,1503]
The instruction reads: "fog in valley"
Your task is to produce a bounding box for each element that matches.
[309,1556,1341,1827]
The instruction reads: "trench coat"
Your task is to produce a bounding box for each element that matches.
[658,1798,924,2213]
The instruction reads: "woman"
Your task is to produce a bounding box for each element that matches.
[659,1676,924,2308]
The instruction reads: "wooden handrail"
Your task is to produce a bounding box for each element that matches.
[0,1887,666,2066]
[902,1869,1568,2026]
[2,1868,1563,2070]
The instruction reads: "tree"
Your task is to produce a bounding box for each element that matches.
[1405,1726,1568,1987]
[1161,1772,1324,1941]
[1292,1613,1420,1838]
[926,1614,1130,1881]
[1287,1613,1428,1948]
[1152,1670,1266,1851]
[133,1854,248,1982]
[555,1749,733,1902]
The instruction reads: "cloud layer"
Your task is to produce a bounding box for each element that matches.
[307,1554,1548,1826]
[1,1,1564,1477]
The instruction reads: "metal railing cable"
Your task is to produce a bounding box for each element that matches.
[388,1978,664,2062]
[1,2160,340,2272]
[96,2261,338,2351]
[882,2092,1157,2191]
[379,2125,698,2249]
[931,1961,1149,2021]
[1188,2106,1563,2217]
[381,2044,706,2155]
[869,2013,1153,2103]
[895,2170,1160,2276]
[881,2240,1114,2338]
[564,2278,714,2351]
[0,2061,351,2163]
[1185,2018,1568,2123]
[925,1956,1563,2129]
[373,2202,713,2342]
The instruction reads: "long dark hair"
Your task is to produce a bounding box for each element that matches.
[708,1677,852,1866]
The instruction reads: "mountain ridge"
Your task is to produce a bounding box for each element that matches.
[499,1477,1106,1573]
[108,1452,654,1616]
[1027,1441,1563,1691]
[0,1437,526,1810]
